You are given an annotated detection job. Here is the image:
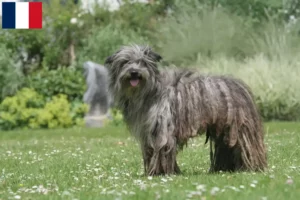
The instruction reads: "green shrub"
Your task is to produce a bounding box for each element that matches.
[189,0,295,21]
[0,0,161,72]
[0,88,44,130]
[111,0,164,40]
[192,54,300,121]
[105,108,124,127]
[248,17,300,61]
[157,0,300,63]
[0,88,88,130]
[78,23,150,65]
[0,28,47,75]
[24,66,86,102]
[156,2,256,66]
[0,0,297,71]
[41,0,107,68]
[0,44,24,101]
[213,0,281,20]
[0,0,114,71]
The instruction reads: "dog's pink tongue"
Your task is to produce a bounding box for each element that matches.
[130,79,139,87]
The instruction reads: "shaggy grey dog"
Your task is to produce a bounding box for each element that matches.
[104,45,267,176]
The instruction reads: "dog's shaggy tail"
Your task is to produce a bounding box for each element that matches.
[210,120,267,172]
[233,79,267,172]
[237,123,267,171]
[208,76,267,173]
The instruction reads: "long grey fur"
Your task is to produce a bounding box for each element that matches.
[104,44,267,176]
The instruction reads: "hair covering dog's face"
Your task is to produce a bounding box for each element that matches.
[104,45,162,97]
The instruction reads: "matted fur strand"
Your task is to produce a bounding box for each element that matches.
[104,44,267,176]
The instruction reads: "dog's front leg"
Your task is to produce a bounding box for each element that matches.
[141,144,153,175]
[147,136,181,176]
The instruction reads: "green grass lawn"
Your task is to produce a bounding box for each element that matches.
[1,122,300,200]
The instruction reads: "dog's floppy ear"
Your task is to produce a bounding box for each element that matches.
[144,47,162,63]
[149,50,162,63]
[104,50,121,66]
[104,55,114,65]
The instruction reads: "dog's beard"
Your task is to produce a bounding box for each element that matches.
[119,73,146,98]
[118,73,158,100]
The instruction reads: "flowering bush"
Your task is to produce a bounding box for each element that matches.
[0,88,88,130]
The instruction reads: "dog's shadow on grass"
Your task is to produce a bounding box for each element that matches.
[133,169,226,179]
[180,169,223,176]
[179,169,262,177]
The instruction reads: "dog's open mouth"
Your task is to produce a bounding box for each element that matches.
[129,72,142,87]
[130,79,140,87]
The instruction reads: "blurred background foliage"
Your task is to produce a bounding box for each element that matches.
[1,0,300,130]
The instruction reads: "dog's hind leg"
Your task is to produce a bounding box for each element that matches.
[212,138,235,172]
[141,145,153,176]
[208,135,215,173]
[174,160,181,174]
[205,126,215,173]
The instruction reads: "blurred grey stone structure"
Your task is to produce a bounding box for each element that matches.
[83,61,112,127]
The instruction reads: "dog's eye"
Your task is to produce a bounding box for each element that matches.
[120,60,130,67]
[140,60,154,68]
[140,60,146,66]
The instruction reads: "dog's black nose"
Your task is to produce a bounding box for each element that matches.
[130,71,139,77]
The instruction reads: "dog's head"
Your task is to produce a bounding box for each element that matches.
[104,45,162,97]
